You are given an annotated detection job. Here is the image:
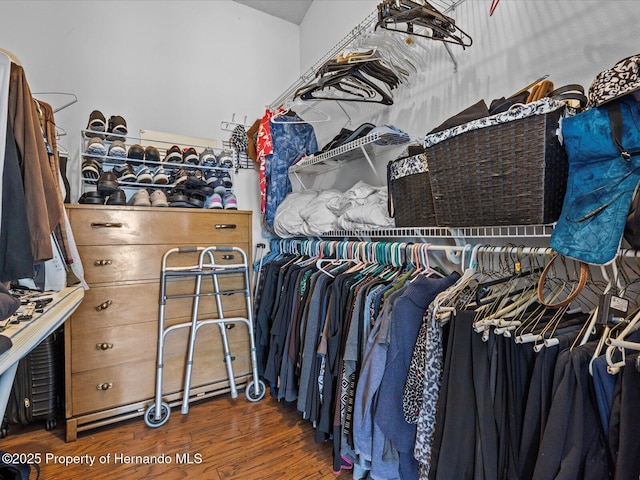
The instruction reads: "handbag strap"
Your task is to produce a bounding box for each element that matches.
[537,254,589,308]
[607,101,640,160]
[549,84,587,109]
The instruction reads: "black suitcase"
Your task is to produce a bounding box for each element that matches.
[2,327,64,437]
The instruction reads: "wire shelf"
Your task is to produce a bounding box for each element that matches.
[321,224,555,239]
[289,131,410,173]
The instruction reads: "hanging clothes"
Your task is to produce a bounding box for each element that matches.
[263,113,317,229]
[8,62,60,263]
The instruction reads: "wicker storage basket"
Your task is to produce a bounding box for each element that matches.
[425,108,568,227]
[387,153,438,227]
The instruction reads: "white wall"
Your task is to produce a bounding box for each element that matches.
[3,0,640,242]
[0,0,301,249]
[294,0,640,167]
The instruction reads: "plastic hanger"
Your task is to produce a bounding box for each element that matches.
[375,0,473,48]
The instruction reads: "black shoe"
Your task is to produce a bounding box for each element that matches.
[144,145,161,164]
[107,115,128,141]
[127,144,145,167]
[97,171,119,195]
[78,191,105,205]
[106,188,127,206]
[182,147,198,165]
[84,110,106,138]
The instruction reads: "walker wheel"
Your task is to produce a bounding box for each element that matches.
[144,402,171,427]
[245,380,266,402]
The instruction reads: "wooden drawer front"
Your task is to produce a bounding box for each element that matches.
[71,323,156,373]
[70,334,251,416]
[71,360,156,415]
[72,319,251,373]
[68,206,250,246]
[71,281,247,333]
[77,244,249,285]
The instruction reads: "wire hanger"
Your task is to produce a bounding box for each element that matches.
[32,92,78,113]
[271,98,331,124]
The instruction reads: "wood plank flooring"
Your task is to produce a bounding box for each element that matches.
[0,393,352,479]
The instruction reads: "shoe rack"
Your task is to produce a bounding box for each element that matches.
[79,129,239,200]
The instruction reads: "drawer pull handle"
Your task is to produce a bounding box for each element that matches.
[221,254,235,260]
[95,300,113,311]
[91,222,123,228]
[94,259,112,266]
[214,224,237,229]
[96,343,114,351]
[225,324,235,330]
[96,382,113,391]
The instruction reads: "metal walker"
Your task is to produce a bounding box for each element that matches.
[145,246,265,428]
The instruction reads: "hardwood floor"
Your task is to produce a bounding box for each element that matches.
[0,393,352,479]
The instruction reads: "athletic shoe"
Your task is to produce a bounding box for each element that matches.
[81,158,102,181]
[199,147,218,168]
[219,170,233,189]
[127,144,145,167]
[112,162,136,183]
[204,169,218,185]
[106,188,127,206]
[128,188,151,207]
[135,165,153,184]
[212,177,226,195]
[97,171,119,195]
[84,110,106,137]
[107,115,127,140]
[152,166,169,184]
[218,150,234,169]
[144,145,161,164]
[223,192,238,210]
[164,145,182,164]
[85,136,107,157]
[149,189,169,207]
[204,193,223,209]
[108,140,127,161]
[168,168,189,185]
[182,147,198,165]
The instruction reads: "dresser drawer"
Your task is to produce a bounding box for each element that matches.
[71,318,252,373]
[67,205,250,246]
[77,243,249,285]
[70,335,251,415]
[71,280,247,333]
[70,360,156,415]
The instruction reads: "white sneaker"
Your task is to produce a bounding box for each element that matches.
[152,166,169,184]
[127,188,151,207]
[204,193,223,209]
[223,192,237,210]
[135,165,153,184]
[149,189,168,207]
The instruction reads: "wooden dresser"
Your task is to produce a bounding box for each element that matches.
[64,205,253,441]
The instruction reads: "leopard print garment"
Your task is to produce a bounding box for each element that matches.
[413,306,446,476]
[403,318,428,424]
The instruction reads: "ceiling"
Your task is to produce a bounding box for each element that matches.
[233,0,314,25]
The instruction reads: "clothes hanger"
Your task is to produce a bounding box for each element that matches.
[375,0,472,48]
[0,48,21,65]
[270,98,331,124]
[297,55,398,105]
[298,69,395,106]
[32,92,78,114]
